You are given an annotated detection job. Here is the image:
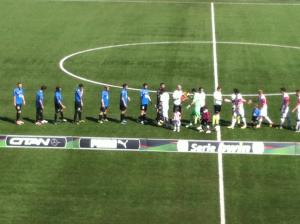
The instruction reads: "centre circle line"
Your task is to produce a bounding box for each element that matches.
[59,40,300,96]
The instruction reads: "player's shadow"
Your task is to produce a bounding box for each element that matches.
[23,117,36,124]
[0,116,16,124]
[86,116,120,124]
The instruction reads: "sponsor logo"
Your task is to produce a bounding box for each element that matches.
[6,137,66,148]
[189,142,218,153]
[80,138,140,150]
[221,142,264,154]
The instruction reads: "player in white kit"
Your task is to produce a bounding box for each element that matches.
[228,89,247,129]
[158,88,170,127]
[292,90,300,132]
[256,90,273,128]
[279,88,291,129]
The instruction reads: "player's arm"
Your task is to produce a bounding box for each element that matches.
[292,104,298,113]
[22,95,26,105]
[13,95,16,106]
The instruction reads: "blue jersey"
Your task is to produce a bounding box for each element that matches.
[120,88,128,106]
[36,90,44,108]
[252,108,261,117]
[101,90,109,107]
[140,88,150,105]
[75,88,83,103]
[13,88,24,105]
[55,91,62,105]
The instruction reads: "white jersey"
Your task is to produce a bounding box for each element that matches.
[199,92,206,108]
[161,92,169,111]
[213,91,222,106]
[172,90,183,106]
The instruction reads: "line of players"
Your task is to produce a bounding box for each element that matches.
[12,82,300,133]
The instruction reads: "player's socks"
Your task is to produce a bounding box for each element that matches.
[212,115,216,126]
[265,116,273,125]
[16,112,20,121]
[54,113,58,122]
[99,114,103,121]
[215,114,220,125]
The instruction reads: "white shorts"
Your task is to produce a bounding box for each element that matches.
[281,106,289,118]
[233,107,245,118]
[260,105,268,117]
[297,111,300,121]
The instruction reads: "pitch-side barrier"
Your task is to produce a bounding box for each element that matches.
[0,135,299,156]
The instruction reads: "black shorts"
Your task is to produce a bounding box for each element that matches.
[55,104,63,113]
[15,104,22,112]
[214,105,222,114]
[120,103,127,111]
[140,104,148,112]
[100,106,109,113]
[75,101,82,112]
[173,105,182,113]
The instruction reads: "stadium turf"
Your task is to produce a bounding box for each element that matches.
[0,0,299,141]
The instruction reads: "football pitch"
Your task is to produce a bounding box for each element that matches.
[0,0,300,223]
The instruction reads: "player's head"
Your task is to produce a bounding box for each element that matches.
[78,83,84,90]
[296,89,300,96]
[198,87,204,93]
[104,86,110,91]
[143,83,148,89]
[56,86,61,92]
[258,89,263,95]
[191,88,196,93]
[280,87,286,93]
[233,88,239,94]
[122,83,128,89]
[160,83,165,89]
[217,86,222,91]
[177,85,182,91]
[17,82,22,88]
[203,106,208,112]
[41,85,47,91]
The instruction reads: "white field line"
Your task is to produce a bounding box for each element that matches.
[51,0,300,6]
[211,3,226,224]
[59,40,300,96]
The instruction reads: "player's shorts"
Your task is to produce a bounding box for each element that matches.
[120,103,127,111]
[140,104,148,112]
[214,105,222,114]
[260,106,268,117]
[281,106,289,118]
[297,111,300,121]
[15,104,22,112]
[173,105,181,113]
[55,103,63,113]
[75,101,82,112]
[100,106,109,113]
[233,107,245,118]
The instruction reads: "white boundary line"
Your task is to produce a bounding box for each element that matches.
[211,3,226,224]
[52,0,300,6]
[59,40,300,96]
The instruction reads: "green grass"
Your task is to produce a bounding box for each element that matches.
[0,149,219,224]
[0,0,299,141]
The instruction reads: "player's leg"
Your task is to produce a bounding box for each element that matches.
[296,113,300,132]
[280,107,288,129]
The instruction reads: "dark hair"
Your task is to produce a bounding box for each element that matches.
[191,88,196,93]
[280,87,286,92]
[143,83,148,88]
[122,83,128,88]
[233,88,239,94]
[296,89,300,93]
[55,86,61,91]
[41,85,47,90]
[78,83,84,88]
[217,86,221,90]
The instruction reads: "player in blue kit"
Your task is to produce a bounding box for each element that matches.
[138,83,151,124]
[13,82,26,125]
[35,85,48,126]
[99,86,110,124]
[120,83,130,124]
[54,86,67,124]
[73,84,85,124]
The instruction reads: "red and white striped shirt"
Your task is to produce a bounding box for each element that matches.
[258,94,267,107]
[282,93,290,107]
